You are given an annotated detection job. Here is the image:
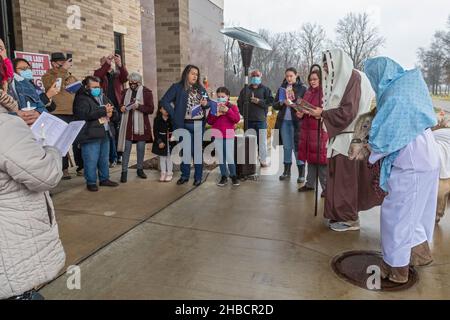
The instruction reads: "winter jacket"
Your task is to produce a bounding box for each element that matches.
[152,115,175,156]
[42,68,78,115]
[94,62,129,110]
[298,86,328,165]
[73,87,118,144]
[0,105,65,299]
[273,78,307,146]
[207,102,241,139]
[160,82,210,130]
[237,84,274,122]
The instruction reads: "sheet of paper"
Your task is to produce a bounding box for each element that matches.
[31,112,68,147]
[31,112,85,155]
[54,121,85,155]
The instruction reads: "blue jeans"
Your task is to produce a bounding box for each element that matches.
[81,136,110,185]
[215,138,237,178]
[281,120,303,166]
[180,122,204,181]
[247,120,267,162]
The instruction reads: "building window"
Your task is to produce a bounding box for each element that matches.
[0,0,15,57]
[114,32,124,64]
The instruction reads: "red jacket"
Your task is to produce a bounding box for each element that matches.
[207,102,241,139]
[94,62,128,107]
[298,87,328,165]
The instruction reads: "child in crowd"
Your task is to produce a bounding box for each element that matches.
[207,87,241,187]
[152,104,174,182]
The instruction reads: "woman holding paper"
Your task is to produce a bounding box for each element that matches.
[117,72,154,183]
[273,67,307,183]
[0,90,66,300]
[160,65,210,187]
[297,68,328,195]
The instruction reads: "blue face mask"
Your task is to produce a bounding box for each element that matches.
[217,97,228,103]
[20,69,34,80]
[250,77,262,85]
[90,88,101,97]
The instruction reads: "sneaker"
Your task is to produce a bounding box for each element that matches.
[260,161,269,168]
[165,173,173,182]
[109,161,117,168]
[231,176,240,186]
[329,220,360,232]
[217,176,228,187]
[177,178,189,185]
[87,184,99,192]
[99,180,119,187]
[160,173,167,182]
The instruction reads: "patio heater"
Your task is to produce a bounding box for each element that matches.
[220,27,272,131]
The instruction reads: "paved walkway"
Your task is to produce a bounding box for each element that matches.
[40,159,450,299]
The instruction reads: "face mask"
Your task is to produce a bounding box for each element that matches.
[250,77,262,85]
[90,88,101,97]
[20,69,34,80]
[217,97,228,103]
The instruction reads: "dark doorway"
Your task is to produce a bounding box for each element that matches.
[0,0,16,57]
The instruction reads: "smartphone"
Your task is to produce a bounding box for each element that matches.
[55,78,62,90]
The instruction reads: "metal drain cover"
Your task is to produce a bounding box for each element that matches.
[331,250,418,292]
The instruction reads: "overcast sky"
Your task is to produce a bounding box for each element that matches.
[224,0,449,69]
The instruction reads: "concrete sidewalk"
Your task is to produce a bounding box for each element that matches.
[40,163,450,299]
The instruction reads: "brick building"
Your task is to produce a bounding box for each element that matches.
[0,0,224,101]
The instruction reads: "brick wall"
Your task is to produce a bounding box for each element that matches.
[12,0,142,82]
[154,0,191,99]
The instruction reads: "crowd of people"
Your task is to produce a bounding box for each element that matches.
[0,35,446,298]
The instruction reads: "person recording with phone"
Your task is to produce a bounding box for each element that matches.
[42,52,82,180]
[94,53,129,168]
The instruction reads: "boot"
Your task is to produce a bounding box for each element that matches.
[120,171,128,183]
[137,169,147,179]
[410,241,433,267]
[279,164,292,181]
[389,266,410,284]
[297,165,305,184]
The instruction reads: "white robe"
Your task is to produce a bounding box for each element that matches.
[370,129,440,267]
[433,128,450,179]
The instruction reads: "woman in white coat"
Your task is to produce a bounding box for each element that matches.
[0,89,65,300]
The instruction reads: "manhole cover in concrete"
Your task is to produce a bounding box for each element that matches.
[331,250,418,292]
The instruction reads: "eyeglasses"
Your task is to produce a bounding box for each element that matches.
[17,66,31,71]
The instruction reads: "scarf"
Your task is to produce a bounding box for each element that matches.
[118,85,145,152]
[364,57,437,191]
[321,49,375,157]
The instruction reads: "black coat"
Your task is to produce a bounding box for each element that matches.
[237,84,274,122]
[152,115,175,156]
[73,88,119,144]
[273,78,307,146]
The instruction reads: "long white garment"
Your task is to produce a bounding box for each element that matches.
[381,129,440,267]
[433,128,450,179]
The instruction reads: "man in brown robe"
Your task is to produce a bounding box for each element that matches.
[305,49,384,232]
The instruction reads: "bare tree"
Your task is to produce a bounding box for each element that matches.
[291,23,327,69]
[334,12,386,70]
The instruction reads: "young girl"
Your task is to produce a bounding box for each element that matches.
[207,87,241,187]
[152,105,174,182]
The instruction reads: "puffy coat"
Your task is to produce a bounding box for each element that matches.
[298,86,328,165]
[0,106,65,299]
